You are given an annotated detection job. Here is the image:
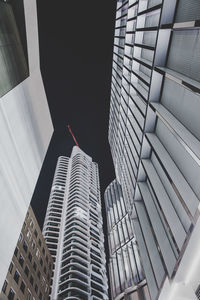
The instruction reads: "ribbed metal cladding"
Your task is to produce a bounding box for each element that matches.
[175,0,200,23]
[43,147,108,300]
[108,0,200,299]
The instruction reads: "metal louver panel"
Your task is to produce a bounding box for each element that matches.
[167,30,200,82]
[175,0,200,23]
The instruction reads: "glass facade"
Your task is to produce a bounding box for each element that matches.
[109,0,200,299]
[0,0,29,97]
[105,179,149,300]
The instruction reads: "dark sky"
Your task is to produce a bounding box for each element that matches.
[31,2,117,287]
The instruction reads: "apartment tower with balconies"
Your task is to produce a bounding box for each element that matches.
[43,146,108,300]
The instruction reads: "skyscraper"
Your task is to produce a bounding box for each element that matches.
[43,146,108,300]
[0,0,53,290]
[108,0,200,299]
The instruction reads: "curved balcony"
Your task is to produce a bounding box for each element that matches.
[63,235,88,250]
[64,231,88,244]
[64,224,88,238]
[58,278,89,295]
[59,269,89,284]
[61,249,88,264]
[63,243,88,257]
[61,261,88,276]
[60,265,88,280]
[61,254,88,267]
[65,219,88,232]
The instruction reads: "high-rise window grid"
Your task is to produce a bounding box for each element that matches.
[0,207,52,300]
[108,0,200,299]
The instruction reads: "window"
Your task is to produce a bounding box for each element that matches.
[36,248,40,259]
[26,290,31,300]
[14,270,20,284]
[26,230,32,241]
[8,288,15,300]
[30,275,34,286]
[2,280,8,294]
[18,233,23,242]
[20,281,25,294]
[41,277,45,286]
[39,291,42,300]
[28,252,32,262]
[40,258,43,266]
[42,247,45,255]
[14,247,18,257]
[30,219,34,228]
[35,284,38,293]
[33,261,37,271]
[37,270,41,279]
[23,241,28,253]
[23,222,26,229]
[19,255,24,267]
[31,240,36,249]
[34,229,38,238]
[9,262,14,274]
[24,266,29,277]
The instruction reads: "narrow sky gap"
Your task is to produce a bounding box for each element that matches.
[31,2,117,296]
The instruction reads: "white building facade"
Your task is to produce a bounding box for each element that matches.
[43,146,108,300]
[0,0,53,290]
[109,0,200,299]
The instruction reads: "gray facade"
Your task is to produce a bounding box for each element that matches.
[108,0,200,299]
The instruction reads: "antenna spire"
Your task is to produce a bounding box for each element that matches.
[67,125,79,147]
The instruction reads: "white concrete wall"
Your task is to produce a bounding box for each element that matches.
[0,0,53,290]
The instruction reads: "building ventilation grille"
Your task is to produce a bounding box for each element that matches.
[195,284,200,300]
